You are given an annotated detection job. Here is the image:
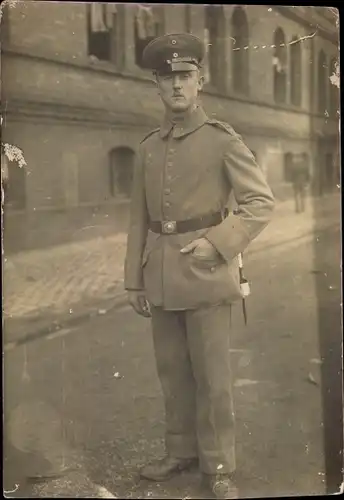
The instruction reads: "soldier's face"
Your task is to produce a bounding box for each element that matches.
[156,70,204,112]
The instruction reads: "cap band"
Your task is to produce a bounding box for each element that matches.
[156,57,200,74]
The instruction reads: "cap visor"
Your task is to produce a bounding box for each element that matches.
[170,62,199,72]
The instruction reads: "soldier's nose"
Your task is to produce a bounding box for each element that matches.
[172,76,182,88]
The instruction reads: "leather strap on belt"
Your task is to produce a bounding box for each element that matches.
[149,208,229,235]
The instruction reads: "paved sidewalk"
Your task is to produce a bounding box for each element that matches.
[3,192,340,325]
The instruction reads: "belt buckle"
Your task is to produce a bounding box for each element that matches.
[162,220,177,234]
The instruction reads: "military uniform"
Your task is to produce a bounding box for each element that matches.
[124,33,275,489]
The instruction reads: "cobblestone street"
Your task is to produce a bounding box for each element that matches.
[4,222,342,498]
[2,5,341,498]
[3,192,340,322]
[3,232,127,319]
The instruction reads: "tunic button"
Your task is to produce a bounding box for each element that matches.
[166,175,172,181]
[167,162,173,168]
[165,202,170,207]
[169,149,175,154]
[211,267,216,273]
[164,188,171,195]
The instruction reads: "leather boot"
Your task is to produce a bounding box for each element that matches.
[140,455,198,481]
[203,473,239,499]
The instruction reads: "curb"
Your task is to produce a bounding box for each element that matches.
[4,221,339,351]
[4,292,128,351]
[246,220,339,258]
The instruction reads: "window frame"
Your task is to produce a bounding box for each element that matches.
[231,6,250,96]
[109,147,136,200]
[273,27,288,105]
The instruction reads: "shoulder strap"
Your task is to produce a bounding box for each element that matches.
[140,127,160,144]
[206,119,240,139]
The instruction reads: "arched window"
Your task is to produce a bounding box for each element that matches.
[273,28,287,104]
[317,50,327,113]
[231,7,249,95]
[109,147,135,199]
[134,4,164,68]
[290,36,302,106]
[329,57,339,117]
[205,5,222,88]
[284,152,293,182]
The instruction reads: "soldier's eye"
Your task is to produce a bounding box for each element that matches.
[161,75,173,81]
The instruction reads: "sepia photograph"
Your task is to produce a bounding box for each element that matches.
[1,2,342,498]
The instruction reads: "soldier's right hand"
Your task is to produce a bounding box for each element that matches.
[128,290,151,318]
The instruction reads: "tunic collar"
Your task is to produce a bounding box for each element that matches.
[159,106,208,139]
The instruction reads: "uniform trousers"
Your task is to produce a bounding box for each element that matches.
[150,304,236,475]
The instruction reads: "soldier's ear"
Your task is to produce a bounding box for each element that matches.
[197,74,205,91]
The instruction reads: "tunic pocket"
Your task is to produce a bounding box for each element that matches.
[186,250,242,302]
[189,251,225,271]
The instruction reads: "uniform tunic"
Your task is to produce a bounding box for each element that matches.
[124,106,275,310]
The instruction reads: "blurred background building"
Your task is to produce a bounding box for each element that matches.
[1,3,340,252]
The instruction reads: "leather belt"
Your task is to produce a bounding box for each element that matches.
[149,209,229,235]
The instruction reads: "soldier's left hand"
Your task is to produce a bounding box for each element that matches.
[180,237,219,260]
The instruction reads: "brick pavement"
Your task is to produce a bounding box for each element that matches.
[2,192,340,321]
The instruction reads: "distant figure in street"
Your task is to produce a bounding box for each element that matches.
[291,153,310,213]
[124,33,275,499]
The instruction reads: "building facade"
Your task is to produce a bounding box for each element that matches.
[1,3,339,252]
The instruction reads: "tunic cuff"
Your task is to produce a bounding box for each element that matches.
[205,214,251,262]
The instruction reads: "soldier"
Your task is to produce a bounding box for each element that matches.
[124,33,275,499]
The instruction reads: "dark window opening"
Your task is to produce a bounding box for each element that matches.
[231,7,249,95]
[134,5,164,68]
[0,3,10,48]
[317,50,327,114]
[301,153,310,184]
[288,152,310,186]
[109,147,135,199]
[273,28,287,104]
[87,3,112,62]
[185,4,192,33]
[205,5,222,88]
[284,152,293,182]
[290,36,302,106]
